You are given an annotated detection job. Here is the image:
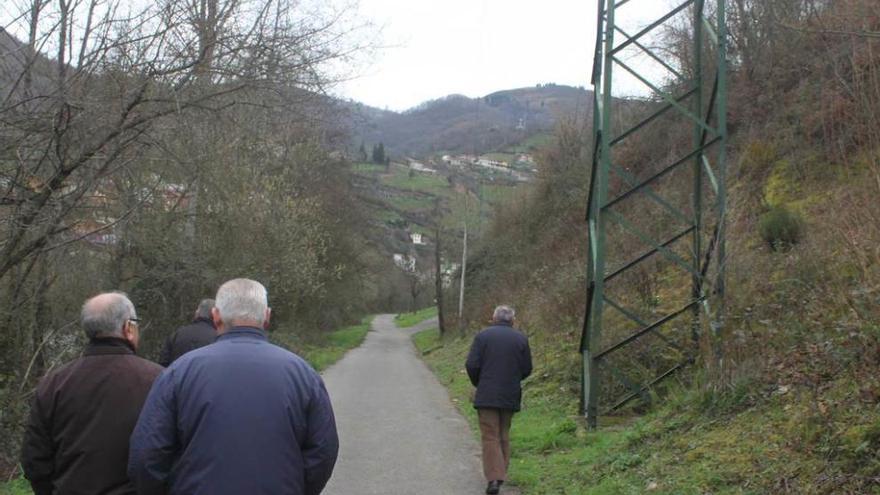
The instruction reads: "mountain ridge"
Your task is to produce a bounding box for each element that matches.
[344,84,593,158]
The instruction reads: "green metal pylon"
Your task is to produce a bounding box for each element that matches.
[581,0,728,428]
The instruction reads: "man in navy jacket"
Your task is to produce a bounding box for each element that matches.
[466,305,532,495]
[128,278,338,495]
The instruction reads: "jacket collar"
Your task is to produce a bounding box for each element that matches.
[192,316,217,328]
[217,326,268,342]
[493,321,513,327]
[84,336,136,356]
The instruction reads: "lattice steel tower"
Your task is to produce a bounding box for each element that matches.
[581,0,728,428]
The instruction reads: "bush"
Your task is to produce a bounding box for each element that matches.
[759,206,804,250]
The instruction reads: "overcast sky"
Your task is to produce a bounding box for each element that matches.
[0,0,673,112]
[336,0,674,112]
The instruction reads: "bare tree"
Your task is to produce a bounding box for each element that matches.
[0,0,375,469]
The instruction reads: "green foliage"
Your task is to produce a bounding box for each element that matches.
[412,328,880,494]
[763,158,804,207]
[358,141,368,162]
[371,142,386,164]
[411,326,442,353]
[510,133,555,153]
[382,169,450,195]
[388,194,434,212]
[0,477,32,495]
[352,162,386,174]
[758,205,804,250]
[481,184,521,205]
[740,140,779,176]
[394,307,438,328]
[839,421,880,476]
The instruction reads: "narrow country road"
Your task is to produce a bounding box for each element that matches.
[321,314,510,495]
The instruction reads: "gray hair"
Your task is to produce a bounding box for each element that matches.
[215,279,268,326]
[195,299,215,320]
[492,305,515,324]
[81,292,136,339]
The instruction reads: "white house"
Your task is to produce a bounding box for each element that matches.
[393,253,416,272]
[407,158,437,174]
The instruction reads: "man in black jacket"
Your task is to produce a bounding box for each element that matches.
[465,305,532,495]
[157,299,216,366]
[21,292,162,495]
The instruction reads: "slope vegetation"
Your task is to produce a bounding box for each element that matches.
[426,2,880,493]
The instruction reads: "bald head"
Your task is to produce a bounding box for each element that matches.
[81,292,136,339]
[213,279,270,331]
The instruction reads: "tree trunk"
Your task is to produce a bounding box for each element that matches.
[458,220,467,330]
[434,222,446,335]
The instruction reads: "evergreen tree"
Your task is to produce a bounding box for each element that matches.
[371,142,386,164]
[358,140,367,162]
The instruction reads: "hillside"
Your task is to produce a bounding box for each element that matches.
[0,28,58,101]
[347,84,591,157]
[417,2,880,494]
[349,157,529,311]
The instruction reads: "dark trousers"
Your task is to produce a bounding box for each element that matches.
[477,408,514,481]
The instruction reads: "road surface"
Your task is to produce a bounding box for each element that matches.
[322,314,515,494]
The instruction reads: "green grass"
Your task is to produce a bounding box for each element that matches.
[482,184,521,205]
[0,478,32,495]
[352,162,387,174]
[376,208,404,225]
[394,306,438,328]
[510,133,554,153]
[274,316,374,371]
[382,167,451,196]
[482,152,516,164]
[410,328,880,494]
[411,325,443,352]
[388,194,434,212]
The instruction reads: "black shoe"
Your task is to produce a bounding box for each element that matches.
[486,480,501,494]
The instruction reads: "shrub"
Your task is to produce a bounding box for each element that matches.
[759,206,804,250]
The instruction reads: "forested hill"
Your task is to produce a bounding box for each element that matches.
[345,84,591,157]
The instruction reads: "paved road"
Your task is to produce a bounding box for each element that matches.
[322,314,503,495]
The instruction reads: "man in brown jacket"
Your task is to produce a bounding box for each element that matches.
[21,292,162,495]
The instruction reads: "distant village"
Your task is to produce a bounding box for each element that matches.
[0,175,194,248]
[402,153,536,182]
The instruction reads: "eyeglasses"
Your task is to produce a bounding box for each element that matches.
[128,317,140,325]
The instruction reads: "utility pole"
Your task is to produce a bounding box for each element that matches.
[458,220,467,325]
[434,200,446,335]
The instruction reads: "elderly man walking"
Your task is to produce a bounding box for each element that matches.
[157,298,216,366]
[466,305,533,495]
[129,278,339,495]
[21,292,162,495]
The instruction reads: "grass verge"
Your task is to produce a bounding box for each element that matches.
[0,478,30,495]
[410,327,880,494]
[394,307,438,328]
[274,316,374,371]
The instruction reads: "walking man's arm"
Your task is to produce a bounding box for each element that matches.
[521,337,533,379]
[303,378,339,495]
[21,392,55,495]
[128,370,177,495]
[465,334,483,386]
[157,335,174,368]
